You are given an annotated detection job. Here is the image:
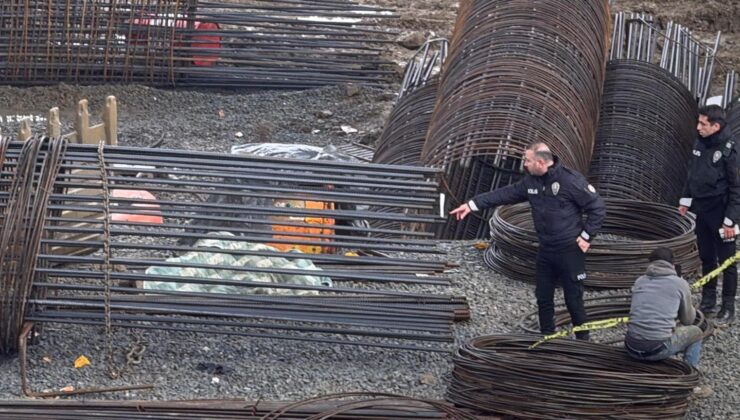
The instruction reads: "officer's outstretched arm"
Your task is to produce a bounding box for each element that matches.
[467,180,528,211]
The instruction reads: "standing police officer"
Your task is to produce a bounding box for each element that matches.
[679,105,739,326]
[451,142,606,340]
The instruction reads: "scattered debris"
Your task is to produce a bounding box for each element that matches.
[74,355,91,369]
[340,125,358,135]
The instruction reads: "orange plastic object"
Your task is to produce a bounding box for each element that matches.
[129,17,221,67]
[270,200,335,254]
[111,189,163,224]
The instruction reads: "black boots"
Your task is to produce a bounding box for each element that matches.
[715,297,735,326]
[700,289,718,314]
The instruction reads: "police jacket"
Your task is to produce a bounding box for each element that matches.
[468,157,606,250]
[680,127,740,225]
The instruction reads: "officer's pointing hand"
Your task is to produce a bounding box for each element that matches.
[450,203,472,221]
[678,205,689,216]
[576,237,590,253]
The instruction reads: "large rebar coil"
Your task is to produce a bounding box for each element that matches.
[422,0,610,239]
[729,102,740,139]
[373,81,439,167]
[483,199,700,288]
[588,60,698,204]
[447,334,700,419]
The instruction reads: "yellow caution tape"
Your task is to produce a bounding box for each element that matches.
[528,317,629,349]
[528,252,740,350]
[691,251,740,290]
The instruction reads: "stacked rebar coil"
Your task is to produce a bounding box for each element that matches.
[447,334,700,419]
[484,199,700,288]
[588,13,717,204]
[422,0,610,239]
[731,102,740,140]
[0,136,467,356]
[588,60,698,203]
[517,294,714,342]
[373,39,447,167]
[0,0,396,89]
[0,394,477,419]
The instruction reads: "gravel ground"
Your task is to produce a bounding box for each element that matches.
[1,0,739,415]
[0,79,739,419]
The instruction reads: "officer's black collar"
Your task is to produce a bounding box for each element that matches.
[700,127,729,148]
[541,155,562,180]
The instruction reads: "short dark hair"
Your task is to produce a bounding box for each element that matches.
[698,105,726,130]
[648,247,674,264]
[526,142,553,163]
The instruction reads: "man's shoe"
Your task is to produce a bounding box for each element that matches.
[700,290,718,314]
[715,305,735,326]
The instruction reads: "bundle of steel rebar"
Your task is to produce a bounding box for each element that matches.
[0,393,477,419]
[0,0,397,89]
[447,334,700,419]
[0,136,468,356]
[422,0,610,239]
[483,199,700,288]
[517,294,714,343]
[588,13,719,204]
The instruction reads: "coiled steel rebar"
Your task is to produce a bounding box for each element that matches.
[484,199,700,288]
[422,0,610,239]
[373,39,447,167]
[589,60,698,204]
[447,334,700,419]
[0,0,397,89]
[588,13,715,205]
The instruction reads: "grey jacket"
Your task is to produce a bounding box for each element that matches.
[626,260,696,341]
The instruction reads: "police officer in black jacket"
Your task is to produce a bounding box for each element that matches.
[451,142,606,339]
[679,105,739,326]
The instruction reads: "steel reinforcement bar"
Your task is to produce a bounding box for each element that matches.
[0,0,397,89]
[422,0,610,239]
[0,136,469,356]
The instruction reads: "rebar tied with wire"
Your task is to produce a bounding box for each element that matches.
[0,136,468,356]
[0,0,397,89]
[447,334,700,419]
[422,0,610,239]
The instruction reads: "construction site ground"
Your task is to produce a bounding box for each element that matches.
[0,1,738,419]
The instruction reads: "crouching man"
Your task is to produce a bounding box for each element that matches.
[624,247,703,368]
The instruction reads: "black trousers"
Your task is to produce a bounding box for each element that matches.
[695,202,738,300]
[535,245,588,336]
